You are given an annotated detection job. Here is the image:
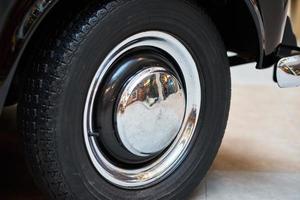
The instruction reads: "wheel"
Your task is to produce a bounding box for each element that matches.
[18,0,231,199]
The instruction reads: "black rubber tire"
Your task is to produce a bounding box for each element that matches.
[18,0,231,199]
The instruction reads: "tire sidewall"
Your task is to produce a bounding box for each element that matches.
[55,0,230,199]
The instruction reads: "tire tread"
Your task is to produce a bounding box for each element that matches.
[18,1,126,199]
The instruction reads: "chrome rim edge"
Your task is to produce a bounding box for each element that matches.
[83,31,201,188]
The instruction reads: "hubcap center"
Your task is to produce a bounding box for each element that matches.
[116,67,186,157]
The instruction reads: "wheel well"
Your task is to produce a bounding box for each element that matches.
[196,0,260,61]
[18,0,260,63]
[13,0,260,102]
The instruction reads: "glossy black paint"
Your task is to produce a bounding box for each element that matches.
[0,0,58,111]
[0,0,57,77]
[258,0,289,55]
[0,0,291,113]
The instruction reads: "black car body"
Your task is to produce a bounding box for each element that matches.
[0,0,295,113]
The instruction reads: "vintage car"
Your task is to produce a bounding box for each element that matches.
[0,0,299,199]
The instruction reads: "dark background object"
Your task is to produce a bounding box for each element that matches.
[0,106,46,200]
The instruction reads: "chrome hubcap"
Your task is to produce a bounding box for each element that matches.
[83,31,201,188]
[116,67,186,157]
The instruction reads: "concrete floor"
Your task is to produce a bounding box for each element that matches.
[191,63,300,200]
[0,63,299,199]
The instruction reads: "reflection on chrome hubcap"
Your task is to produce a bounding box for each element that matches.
[83,31,201,188]
[116,67,186,157]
